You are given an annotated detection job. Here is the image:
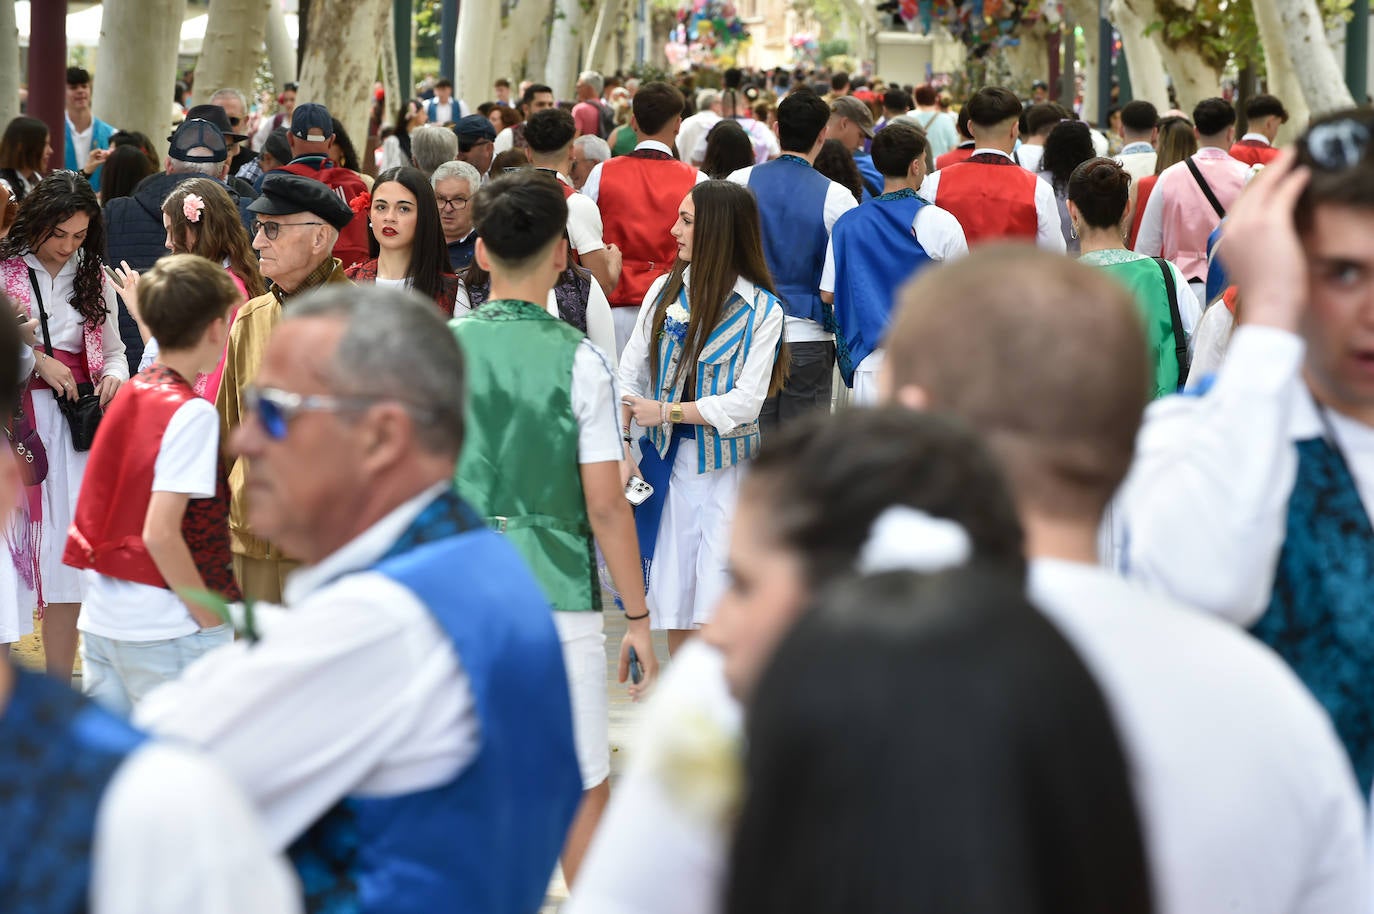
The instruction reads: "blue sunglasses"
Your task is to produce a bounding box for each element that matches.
[243,385,377,440]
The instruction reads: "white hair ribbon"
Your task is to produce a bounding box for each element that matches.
[857,506,972,575]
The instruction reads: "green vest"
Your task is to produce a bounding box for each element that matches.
[1084,252,1182,399]
[452,299,601,612]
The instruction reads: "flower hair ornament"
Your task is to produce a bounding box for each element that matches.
[349,190,371,216]
[857,506,972,574]
[181,193,205,224]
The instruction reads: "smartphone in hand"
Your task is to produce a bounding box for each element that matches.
[628,645,644,685]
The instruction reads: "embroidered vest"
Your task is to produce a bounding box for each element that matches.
[747,156,833,327]
[1228,139,1280,167]
[830,191,934,386]
[0,667,147,914]
[63,364,240,600]
[288,491,582,914]
[933,158,1039,245]
[645,285,783,474]
[1255,436,1374,794]
[1087,255,1184,398]
[452,300,600,612]
[596,155,699,307]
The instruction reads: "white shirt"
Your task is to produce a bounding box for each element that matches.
[453,287,622,462]
[22,251,129,379]
[137,482,480,850]
[691,117,779,166]
[564,641,741,914]
[1240,132,1272,146]
[676,110,722,164]
[1117,142,1158,183]
[78,398,220,642]
[619,271,784,434]
[1115,325,1374,622]
[93,743,301,914]
[494,125,515,155]
[1185,300,1235,387]
[67,116,94,170]
[1015,142,1044,173]
[919,149,1067,252]
[545,170,606,257]
[727,162,858,343]
[580,140,709,204]
[1031,559,1369,914]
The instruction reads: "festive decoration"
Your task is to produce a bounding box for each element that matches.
[897,0,1042,49]
[182,194,205,224]
[665,0,751,70]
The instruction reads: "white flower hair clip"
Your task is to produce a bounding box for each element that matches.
[182,193,205,224]
[857,506,972,574]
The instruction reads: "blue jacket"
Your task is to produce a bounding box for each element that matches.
[64,117,117,193]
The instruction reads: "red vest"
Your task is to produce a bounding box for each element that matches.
[935,159,1040,245]
[277,159,370,271]
[64,365,240,600]
[935,145,975,170]
[597,154,699,307]
[1228,139,1279,167]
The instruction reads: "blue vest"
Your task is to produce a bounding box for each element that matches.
[0,666,146,914]
[853,151,884,199]
[64,117,117,193]
[1255,436,1374,794]
[646,284,783,473]
[747,156,832,327]
[829,191,933,386]
[289,492,582,914]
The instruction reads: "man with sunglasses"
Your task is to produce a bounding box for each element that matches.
[209,88,258,178]
[139,285,581,914]
[217,173,354,604]
[1116,117,1374,799]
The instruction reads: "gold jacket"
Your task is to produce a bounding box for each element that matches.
[216,259,352,560]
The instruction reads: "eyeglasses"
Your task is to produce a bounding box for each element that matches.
[436,194,470,211]
[1300,116,1374,172]
[252,220,326,241]
[243,385,379,440]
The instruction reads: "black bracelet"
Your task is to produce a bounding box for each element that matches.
[624,609,649,621]
[622,435,633,443]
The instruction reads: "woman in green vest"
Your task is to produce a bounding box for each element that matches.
[1069,158,1194,398]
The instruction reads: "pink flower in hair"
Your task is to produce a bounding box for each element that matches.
[183,193,206,224]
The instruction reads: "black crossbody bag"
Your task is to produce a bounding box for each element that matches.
[1151,257,1191,390]
[27,267,104,451]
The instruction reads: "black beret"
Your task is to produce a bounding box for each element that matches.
[249,173,354,229]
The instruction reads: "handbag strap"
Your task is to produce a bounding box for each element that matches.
[25,266,55,358]
[1184,157,1226,219]
[1153,257,1191,390]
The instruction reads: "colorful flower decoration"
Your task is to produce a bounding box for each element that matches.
[182,193,205,224]
[349,190,371,216]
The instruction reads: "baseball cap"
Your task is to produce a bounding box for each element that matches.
[180,103,249,144]
[831,96,875,138]
[453,114,497,151]
[249,173,353,229]
[290,103,335,143]
[168,118,227,163]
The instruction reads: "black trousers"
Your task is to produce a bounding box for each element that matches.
[759,340,835,442]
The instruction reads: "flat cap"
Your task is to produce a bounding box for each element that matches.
[249,173,353,229]
[453,114,497,149]
[830,96,875,138]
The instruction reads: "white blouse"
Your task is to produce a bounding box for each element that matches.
[617,269,785,435]
[21,250,128,379]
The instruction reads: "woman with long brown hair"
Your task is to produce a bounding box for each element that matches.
[618,179,787,654]
[112,178,264,402]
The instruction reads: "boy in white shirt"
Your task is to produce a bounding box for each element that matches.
[68,254,239,714]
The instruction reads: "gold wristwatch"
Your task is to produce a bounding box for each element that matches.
[669,403,684,424]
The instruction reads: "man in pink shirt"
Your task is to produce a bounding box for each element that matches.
[572,71,610,139]
[1134,97,1250,307]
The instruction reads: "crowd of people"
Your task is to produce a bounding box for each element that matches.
[0,53,1371,914]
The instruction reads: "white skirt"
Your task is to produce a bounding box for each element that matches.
[31,387,90,604]
[646,441,744,631]
[0,478,36,643]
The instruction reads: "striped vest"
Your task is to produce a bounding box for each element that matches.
[645,284,783,474]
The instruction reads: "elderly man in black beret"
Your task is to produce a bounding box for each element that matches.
[217,172,355,604]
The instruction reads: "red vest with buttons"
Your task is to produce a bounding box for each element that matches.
[596,153,699,307]
[934,158,1040,245]
[64,365,240,600]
